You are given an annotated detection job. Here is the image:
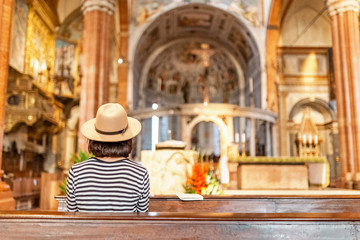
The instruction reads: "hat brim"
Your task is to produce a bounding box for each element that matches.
[81,117,142,142]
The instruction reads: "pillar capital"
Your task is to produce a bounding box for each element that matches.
[326,0,360,16]
[81,0,116,15]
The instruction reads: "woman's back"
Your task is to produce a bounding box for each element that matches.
[66,157,149,212]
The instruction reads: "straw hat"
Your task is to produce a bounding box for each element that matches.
[81,103,141,142]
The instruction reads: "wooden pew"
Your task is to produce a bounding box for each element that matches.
[149,194,360,213]
[1,210,360,239]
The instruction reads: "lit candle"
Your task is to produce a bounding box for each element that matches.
[242,133,246,143]
[249,77,253,93]
[314,135,318,144]
[235,133,239,143]
[308,134,312,144]
[302,134,306,144]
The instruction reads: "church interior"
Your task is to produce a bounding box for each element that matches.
[1,0,360,238]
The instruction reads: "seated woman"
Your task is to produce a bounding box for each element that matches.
[66,103,149,212]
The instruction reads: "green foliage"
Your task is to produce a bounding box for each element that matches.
[72,150,93,164]
[59,150,93,195]
[59,178,67,195]
[184,184,196,194]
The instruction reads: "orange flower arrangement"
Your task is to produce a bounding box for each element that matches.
[184,163,209,194]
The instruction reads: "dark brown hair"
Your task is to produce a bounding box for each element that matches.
[88,139,133,158]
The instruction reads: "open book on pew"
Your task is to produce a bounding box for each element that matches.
[176,193,204,201]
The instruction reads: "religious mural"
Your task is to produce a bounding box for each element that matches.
[9,0,28,73]
[54,39,77,97]
[178,12,213,28]
[136,26,160,63]
[228,26,253,61]
[133,0,261,27]
[56,8,84,99]
[144,41,239,107]
[61,14,84,41]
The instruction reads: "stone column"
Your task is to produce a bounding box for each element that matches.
[226,116,234,145]
[78,0,116,150]
[0,0,15,210]
[265,122,271,156]
[327,0,360,188]
[250,118,256,156]
[272,124,277,157]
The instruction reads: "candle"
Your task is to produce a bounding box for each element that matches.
[302,134,306,144]
[249,77,253,93]
[241,133,246,143]
[308,134,312,144]
[235,133,239,143]
[167,129,172,140]
[314,135,318,144]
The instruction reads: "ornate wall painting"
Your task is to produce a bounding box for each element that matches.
[132,0,261,27]
[178,12,213,28]
[9,0,28,73]
[133,0,168,25]
[228,26,253,60]
[61,15,84,42]
[54,38,77,97]
[144,41,239,107]
[229,0,261,27]
[136,26,160,63]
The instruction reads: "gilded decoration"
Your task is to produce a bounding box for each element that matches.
[24,1,56,94]
[5,77,64,134]
[5,0,64,136]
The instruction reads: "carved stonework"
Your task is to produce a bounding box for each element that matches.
[327,0,360,16]
[81,0,116,15]
[5,77,64,135]
[141,150,198,195]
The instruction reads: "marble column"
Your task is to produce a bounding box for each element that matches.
[250,118,256,156]
[272,124,278,157]
[226,116,234,146]
[78,0,116,150]
[0,0,15,210]
[327,0,360,188]
[265,122,272,156]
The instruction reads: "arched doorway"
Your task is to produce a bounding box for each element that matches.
[185,114,229,157]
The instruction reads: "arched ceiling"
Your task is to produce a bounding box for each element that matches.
[134,3,259,69]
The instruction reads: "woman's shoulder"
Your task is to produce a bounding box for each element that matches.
[71,157,98,169]
[123,159,148,172]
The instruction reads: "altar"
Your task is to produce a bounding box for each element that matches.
[229,156,330,190]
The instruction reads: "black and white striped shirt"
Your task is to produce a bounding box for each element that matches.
[66,157,150,212]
